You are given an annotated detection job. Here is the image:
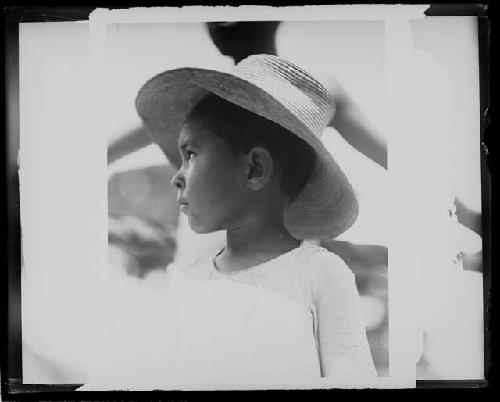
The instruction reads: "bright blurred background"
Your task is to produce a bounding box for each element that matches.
[104,19,391,378]
[19,15,483,384]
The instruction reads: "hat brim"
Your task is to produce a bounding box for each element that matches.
[135,67,358,239]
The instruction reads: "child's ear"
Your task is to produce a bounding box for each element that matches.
[245,147,274,191]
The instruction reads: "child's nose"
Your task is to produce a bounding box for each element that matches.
[171,168,184,189]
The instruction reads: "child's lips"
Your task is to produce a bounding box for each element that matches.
[178,199,189,213]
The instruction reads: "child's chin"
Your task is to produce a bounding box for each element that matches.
[188,221,217,235]
[191,227,210,234]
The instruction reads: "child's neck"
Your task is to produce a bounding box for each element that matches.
[217,220,300,273]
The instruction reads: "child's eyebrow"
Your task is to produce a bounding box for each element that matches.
[179,139,191,150]
[179,137,202,150]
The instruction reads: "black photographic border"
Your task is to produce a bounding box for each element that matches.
[2,3,492,398]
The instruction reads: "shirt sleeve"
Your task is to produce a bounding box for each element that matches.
[302,250,377,380]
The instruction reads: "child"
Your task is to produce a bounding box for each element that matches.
[134,54,376,386]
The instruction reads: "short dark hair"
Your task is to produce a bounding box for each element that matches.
[186,94,316,201]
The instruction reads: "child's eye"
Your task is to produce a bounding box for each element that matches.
[186,151,196,160]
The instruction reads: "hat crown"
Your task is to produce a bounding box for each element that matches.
[232,55,336,139]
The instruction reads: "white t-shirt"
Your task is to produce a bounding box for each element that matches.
[81,241,376,389]
[163,241,376,385]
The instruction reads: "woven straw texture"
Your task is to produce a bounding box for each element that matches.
[135,54,358,239]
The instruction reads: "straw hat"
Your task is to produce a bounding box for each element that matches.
[135,54,358,239]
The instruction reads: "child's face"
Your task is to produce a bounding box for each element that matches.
[171,118,250,233]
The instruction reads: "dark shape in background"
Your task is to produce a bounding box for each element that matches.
[207,21,280,63]
[424,4,488,16]
[108,165,179,228]
[4,6,95,22]
[5,12,22,389]
[108,165,179,278]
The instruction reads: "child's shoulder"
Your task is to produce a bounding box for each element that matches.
[301,243,352,274]
[299,243,355,298]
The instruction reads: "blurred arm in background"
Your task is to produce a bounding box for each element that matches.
[107,126,152,165]
[208,21,389,170]
[323,77,387,170]
[22,341,88,384]
[108,214,176,279]
[454,197,482,236]
[107,21,281,170]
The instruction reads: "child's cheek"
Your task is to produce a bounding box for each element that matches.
[187,157,209,189]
